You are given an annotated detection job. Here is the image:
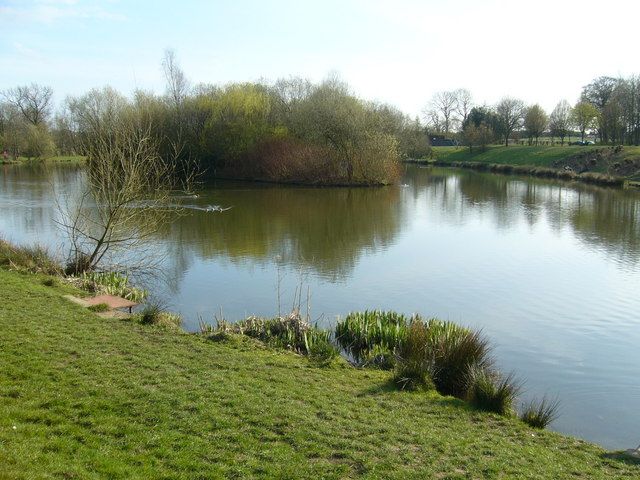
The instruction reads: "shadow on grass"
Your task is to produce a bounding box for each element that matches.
[602,451,640,466]
[357,378,471,410]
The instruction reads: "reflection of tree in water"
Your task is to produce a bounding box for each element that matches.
[406,166,640,266]
[159,183,405,280]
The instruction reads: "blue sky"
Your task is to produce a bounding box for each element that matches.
[1,0,638,117]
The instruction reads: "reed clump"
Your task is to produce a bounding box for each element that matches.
[70,271,147,302]
[466,367,521,415]
[335,310,408,368]
[138,304,182,329]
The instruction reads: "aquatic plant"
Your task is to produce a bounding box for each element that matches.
[75,271,147,302]
[520,396,561,429]
[335,310,408,367]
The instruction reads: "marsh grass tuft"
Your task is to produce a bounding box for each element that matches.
[467,367,521,415]
[139,304,182,329]
[520,396,561,429]
[0,239,60,275]
[394,321,435,390]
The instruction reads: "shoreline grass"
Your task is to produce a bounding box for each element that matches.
[408,145,640,188]
[1,268,639,477]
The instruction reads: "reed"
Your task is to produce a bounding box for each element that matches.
[335,310,408,368]
[467,367,521,415]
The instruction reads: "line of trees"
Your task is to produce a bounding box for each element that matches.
[424,74,640,151]
[1,52,431,185]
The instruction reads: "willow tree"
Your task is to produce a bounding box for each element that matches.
[60,88,195,273]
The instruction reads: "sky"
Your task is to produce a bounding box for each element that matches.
[1,0,638,118]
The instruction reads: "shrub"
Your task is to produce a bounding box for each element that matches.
[42,277,56,287]
[335,310,408,367]
[520,396,561,429]
[467,367,521,415]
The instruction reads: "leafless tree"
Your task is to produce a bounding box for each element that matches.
[59,91,195,273]
[162,49,190,108]
[2,83,53,126]
[455,89,473,126]
[424,90,459,134]
[496,97,525,146]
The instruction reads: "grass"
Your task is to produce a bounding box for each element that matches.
[1,269,640,478]
[422,145,640,187]
[521,396,562,429]
[87,302,110,313]
[13,155,86,164]
[0,238,61,275]
[137,304,182,329]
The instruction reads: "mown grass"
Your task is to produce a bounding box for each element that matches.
[431,145,605,166]
[2,269,640,478]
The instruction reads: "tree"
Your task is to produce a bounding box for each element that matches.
[524,104,548,145]
[2,83,53,126]
[162,49,190,108]
[425,90,459,134]
[495,97,525,146]
[570,101,599,142]
[548,100,572,145]
[455,89,473,127]
[461,121,493,153]
[60,90,195,273]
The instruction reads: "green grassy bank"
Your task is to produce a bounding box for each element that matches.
[0,155,85,165]
[1,269,639,478]
[414,146,640,186]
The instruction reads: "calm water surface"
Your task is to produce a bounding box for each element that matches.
[2,163,640,450]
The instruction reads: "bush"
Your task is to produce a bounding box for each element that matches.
[467,367,521,415]
[520,396,561,429]
[41,277,56,287]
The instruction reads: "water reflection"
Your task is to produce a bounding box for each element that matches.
[159,183,405,280]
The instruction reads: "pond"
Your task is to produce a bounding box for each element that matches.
[2,162,640,450]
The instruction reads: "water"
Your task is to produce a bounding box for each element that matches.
[2,162,640,450]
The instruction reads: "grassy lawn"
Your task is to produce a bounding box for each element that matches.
[431,145,604,166]
[1,269,639,478]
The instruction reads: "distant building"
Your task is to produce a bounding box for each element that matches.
[429,135,457,147]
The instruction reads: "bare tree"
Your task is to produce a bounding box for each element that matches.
[425,90,458,134]
[548,100,572,145]
[496,97,525,146]
[455,89,473,127]
[162,49,190,108]
[60,91,195,273]
[2,83,53,126]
